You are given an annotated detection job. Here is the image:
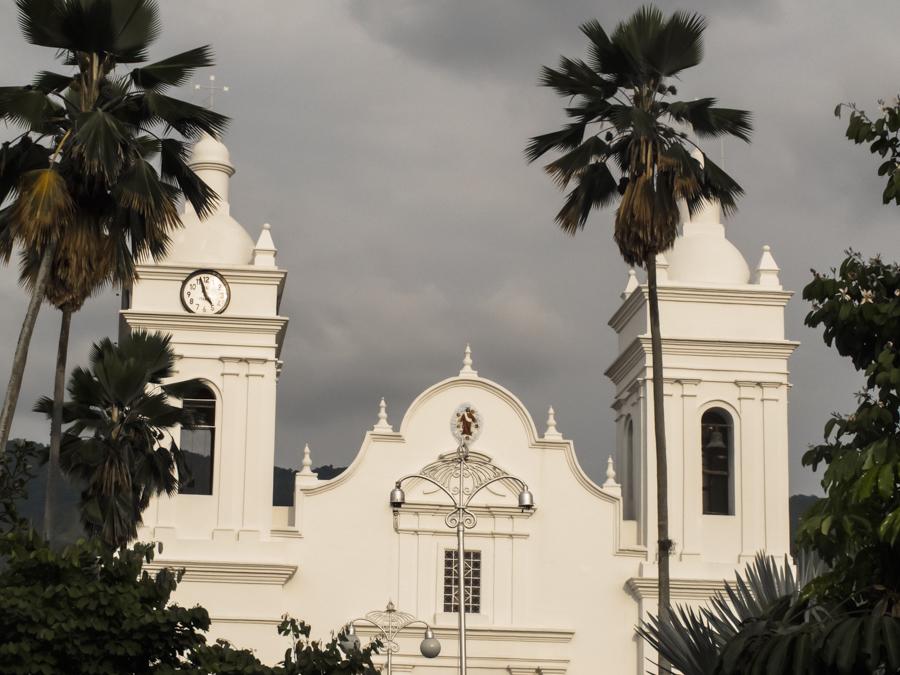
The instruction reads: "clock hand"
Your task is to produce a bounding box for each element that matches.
[199,278,213,306]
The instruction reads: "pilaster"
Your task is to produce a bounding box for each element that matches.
[217,357,247,533]
[678,379,702,559]
[736,381,765,560]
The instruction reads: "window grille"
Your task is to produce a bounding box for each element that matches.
[443,550,481,613]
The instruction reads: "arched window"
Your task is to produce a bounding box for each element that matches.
[623,418,636,520]
[701,408,733,515]
[179,382,216,495]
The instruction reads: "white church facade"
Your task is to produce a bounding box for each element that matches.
[122,136,796,674]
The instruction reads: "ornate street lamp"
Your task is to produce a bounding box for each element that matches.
[342,601,440,675]
[389,403,535,675]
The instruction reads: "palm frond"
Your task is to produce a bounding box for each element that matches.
[648,10,706,77]
[130,45,214,90]
[112,156,180,232]
[665,98,752,142]
[159,138,218,218]
[15,0,68,50]
[71,110,127,181]
[554,161,619,235]
[543,135,614,188]
[140,90,229,138]
[580,18,634,81]
[110,0,161,62]
[32,70,74,93]
[0,86,64,131]
[614,171,679,266]
[525,123,587,164]
[7,168,73,247]
[0,136,51,208]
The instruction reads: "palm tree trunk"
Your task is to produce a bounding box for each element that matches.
[646,257,672,674]
[43,305,72,543]
[0,244,54,457]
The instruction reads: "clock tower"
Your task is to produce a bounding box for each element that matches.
[121,134,288,543]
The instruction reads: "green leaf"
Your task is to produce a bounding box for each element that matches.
[72,111,127,180]
[130,45,214,90]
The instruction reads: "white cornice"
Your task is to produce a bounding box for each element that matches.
[145,559,297,585]
[605,337,799,386]
[356,624,574,644]
[121,310,289,336]
[135,262,286,285]
[609,284,793,333]
[625,576,728,600]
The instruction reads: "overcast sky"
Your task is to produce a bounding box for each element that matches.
[1,1,897,496]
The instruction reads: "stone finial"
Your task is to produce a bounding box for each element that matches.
[296,443,318,487]
[603,455,618,488]
[253,222,277,267]
[754,244,781,288]
[543,406,563,440]
[299,443,315,476]
[459,343,478,377]
[373,397,393,432]
[621,268,639,300]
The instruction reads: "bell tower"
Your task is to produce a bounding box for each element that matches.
[121,134,288,543]
[605,197,796,571]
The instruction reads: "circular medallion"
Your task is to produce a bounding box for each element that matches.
[181,270,231,314]
[451,403,482,444]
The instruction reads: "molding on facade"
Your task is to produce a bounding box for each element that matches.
[608,284,794,332]
[145,559,297,585]
[122,310,289,336]
[605,336,799,386]
[135,262,286,286]
[356,624,575,644]
[625,576,728,601]
[211,615,283,625]
[270,527,302,539]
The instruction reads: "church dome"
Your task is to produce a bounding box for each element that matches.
[165,209,254,266]
[160,134,254,266]
[665,199,750,286]
[190,133,232,167]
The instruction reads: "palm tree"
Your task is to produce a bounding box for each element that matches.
[0,0,227,533]
[35,330,192,549]
[525,6,752,662]
[21,222,116,540]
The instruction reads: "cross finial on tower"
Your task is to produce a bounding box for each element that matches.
[194,74,229,109]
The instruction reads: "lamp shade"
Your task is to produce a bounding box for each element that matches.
[420,627,441,658]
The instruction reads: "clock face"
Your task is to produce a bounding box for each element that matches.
[181,270,230,314]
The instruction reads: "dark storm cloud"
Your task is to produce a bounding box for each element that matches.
[0,1,897,497]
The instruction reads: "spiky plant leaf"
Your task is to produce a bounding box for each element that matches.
[159,137,218,218]
[31,70,73,93]
[0,85,64,130]
[71,110,127,180]
[130,45,214,89]
[141,90,229,138]
[7,167,73,247]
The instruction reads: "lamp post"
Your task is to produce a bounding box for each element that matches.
[342,601,440,675]
[389,404,534,675]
